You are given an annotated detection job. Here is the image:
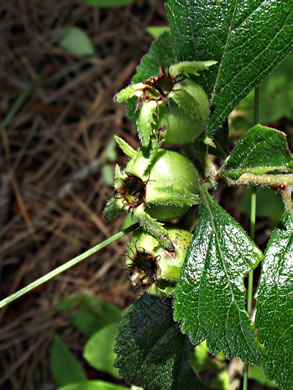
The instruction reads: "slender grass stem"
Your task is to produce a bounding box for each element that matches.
[243,85,259,390]
[0,223,138,309]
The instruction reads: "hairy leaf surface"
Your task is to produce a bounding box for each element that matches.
[114,294,207,390]
[255,212,293,390]
[220,125,293,180]
[166,0,293,136]
[174,187,263,364]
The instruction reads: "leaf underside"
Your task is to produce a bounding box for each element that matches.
[166,0,293,136]
[174,187,263,364]
[220,124,293,180]
[114,294,207,390]
[255,212,293,390]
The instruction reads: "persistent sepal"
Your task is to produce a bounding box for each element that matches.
[137,100,158,147]
[114,85,138,103]
[114,136,136,158]
[134,204,174,251]
[169,87,200,121]
[149,186,199,208]
[104,198,122,221]
[169,60,217,78]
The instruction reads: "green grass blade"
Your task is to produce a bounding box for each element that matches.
[0,223,138,309]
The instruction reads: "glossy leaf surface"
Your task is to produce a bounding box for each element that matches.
[114,294,207,390]
[166,0,293,136]
[255,212,293,390]
[174,187,263,364]
[220,125,293,180]
[50,335,87,387]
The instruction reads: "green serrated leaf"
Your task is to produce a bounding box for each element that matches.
[84,322,120,378]
[134,204,174,251]
[79,0,133,7]
[58,380,128,390]
[114,294,208,390]
[166,0,293,136]
[114,164,124,184]
[220,124,293,181]
[132,32,177,84]
[169,61,217,78]
[127,31,177,124]
[150,186,199,208]
[137,100,158,147]
[174,187,263,364]
[57,26,95,57]
[50,335,87,387]
[104,198,122,221]
[115,85,138,103]
[255,212,293,390]
[114,136,136,158]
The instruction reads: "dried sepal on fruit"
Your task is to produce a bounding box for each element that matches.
[104,140,199,250]
[115,60,217,147]
[126,227,192,296]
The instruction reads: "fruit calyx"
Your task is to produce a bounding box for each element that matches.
[126,228,192,295]
[135,63,184,108]
[115,172,148,210]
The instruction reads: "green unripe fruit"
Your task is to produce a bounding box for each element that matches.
[124,148,199,221]
[156,79,209,145]
[126,227,192,296]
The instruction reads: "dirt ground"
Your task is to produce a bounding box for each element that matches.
[0,1,285,389]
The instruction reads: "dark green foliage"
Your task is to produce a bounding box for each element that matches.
[166,0,293,136]
[255,213,293,390]
[114,294,207,389]
[174,187,263,364]
[220,124,293,181]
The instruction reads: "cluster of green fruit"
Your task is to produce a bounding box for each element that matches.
[104,61,216,296]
